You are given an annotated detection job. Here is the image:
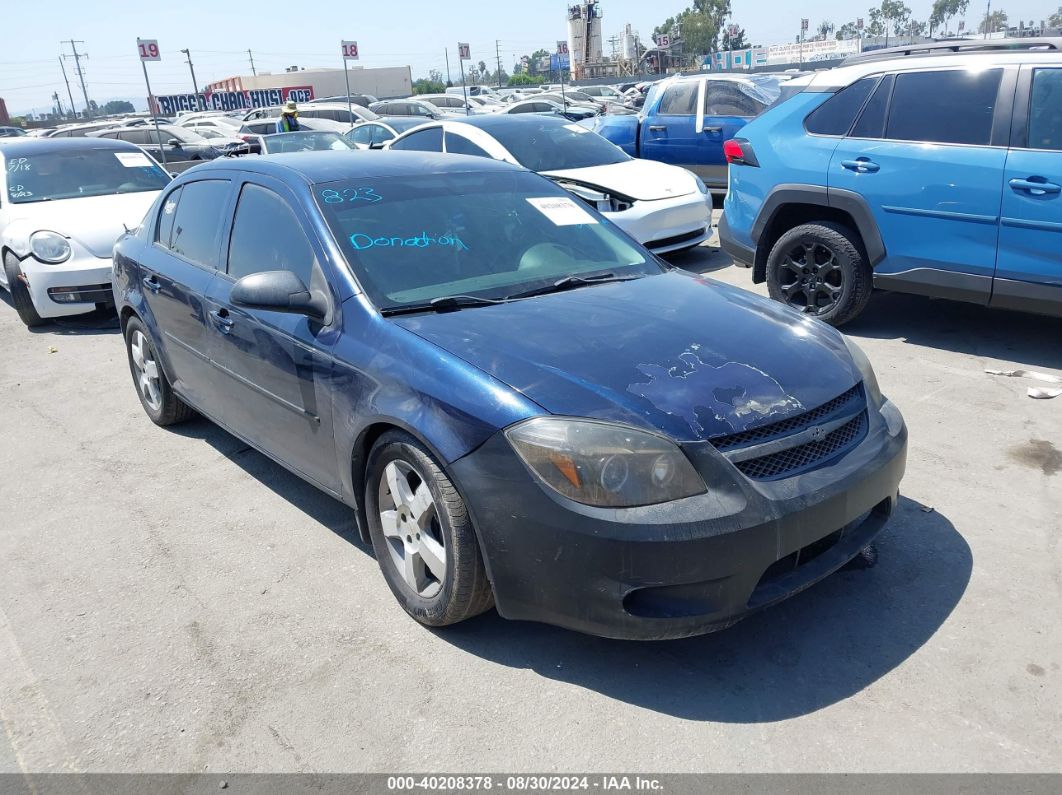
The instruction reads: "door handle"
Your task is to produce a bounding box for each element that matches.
[142,275,161,293]
[841,158,880,174]
[648,125,667,132]
[1009,177,1061,196]
[703,125,723,133]
[210,309,235,333]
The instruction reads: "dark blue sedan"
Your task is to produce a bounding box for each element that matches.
[112,152,907,640]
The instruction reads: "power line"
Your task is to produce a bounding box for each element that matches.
[62,40,92,117]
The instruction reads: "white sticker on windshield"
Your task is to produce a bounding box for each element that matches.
[114,152,153,168]
[526,196,598,226]
[564,123,591,134]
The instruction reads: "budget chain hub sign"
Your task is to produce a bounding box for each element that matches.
[153,86,315,116]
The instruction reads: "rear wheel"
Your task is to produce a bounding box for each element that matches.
[3,253,46,328]
[365,431,493,627]
[123,316,195,426]
[766,222,872,326]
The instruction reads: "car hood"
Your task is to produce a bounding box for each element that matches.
[541,157,698,202]
[393,271,861,442]
[2,192,161,258]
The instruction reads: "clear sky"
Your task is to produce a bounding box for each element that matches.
[0,0,1050,114]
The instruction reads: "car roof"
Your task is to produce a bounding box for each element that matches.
[808,48,1062,91]
[0,136,145,157]
[182,150,525,184]
[440,114,571,134]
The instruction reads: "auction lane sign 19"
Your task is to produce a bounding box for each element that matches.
[153,86,315,116]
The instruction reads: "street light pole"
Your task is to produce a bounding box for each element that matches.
[179,49,202,110]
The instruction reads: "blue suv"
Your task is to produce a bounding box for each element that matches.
[720,39,1062,325]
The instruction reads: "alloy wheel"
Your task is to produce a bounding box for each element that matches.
[130,330,162,412]
[778,241,844,315]
[378,460,446,598]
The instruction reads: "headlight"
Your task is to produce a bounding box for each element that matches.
[842,335,882,406]
[505,418,706,508]
[29,231,72,264]
[691,172,709,195]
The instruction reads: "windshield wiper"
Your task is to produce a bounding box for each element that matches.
[505,272,641,301]
[380,294,506,317]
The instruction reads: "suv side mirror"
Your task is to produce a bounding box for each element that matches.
[230,270,328,321]
[167,138,181,147]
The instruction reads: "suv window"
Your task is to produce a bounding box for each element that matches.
[885,69,1002,146]
[169,180,230,268]
[390,127,443,152]
[1028,68,1062,151]
[805,77,878,136]
[850,75,894,139]
[657,82,698,115]
[155,186,184,249]
[445,132,491,158]
[228,184,315,286]
[704,83,764,117]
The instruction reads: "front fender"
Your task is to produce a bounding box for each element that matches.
[0,218,40,259]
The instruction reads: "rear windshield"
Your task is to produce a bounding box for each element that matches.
[315,170,660,311]
[4,147,169,203]
[261,132,354,152]
[487,119,629,171]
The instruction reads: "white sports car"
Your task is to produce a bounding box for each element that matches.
[386,114,712,255]
[0,138,170,327]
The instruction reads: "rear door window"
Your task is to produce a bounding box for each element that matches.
[155,186,183,249]
[805,77,878,136]
[168,179,231,268]
[850,75,894,139]
[704,83,765,117]
[885,69,1003,146]
[1027,68,1062,150]
[445,132,491,158]
[390,127,444,152]
[657,82,698,115]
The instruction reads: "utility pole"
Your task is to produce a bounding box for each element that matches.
[247,49,257,76]
[58,56,76,119]
[64,40,92,117]
[445,48,452,86]
[983,0,992,38]
[52,91,64,118]
[180,48,203,110]
[495,40,503,88]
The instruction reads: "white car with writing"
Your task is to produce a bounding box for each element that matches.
[386,115,712,254]
[0,138,170,327]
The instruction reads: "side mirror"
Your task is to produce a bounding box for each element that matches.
[230,270,328,321]
[368,141,385,150]
[167,138,181,147]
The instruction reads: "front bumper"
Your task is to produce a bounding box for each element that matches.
[606,193,712,254]
[450,408,907,640]
[21,255,114,319]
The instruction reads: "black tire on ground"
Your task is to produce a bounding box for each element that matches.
[3,252,46,328]
[123,315,195,426]
[365,430,494,627]
[765,222,873,327]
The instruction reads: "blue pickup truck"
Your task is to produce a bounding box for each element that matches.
[591,74,785,193]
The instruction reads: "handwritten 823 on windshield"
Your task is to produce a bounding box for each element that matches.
[387,775,664,791]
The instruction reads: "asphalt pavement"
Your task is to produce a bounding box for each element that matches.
[0,214,1060,773]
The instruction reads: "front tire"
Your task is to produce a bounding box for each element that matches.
[365,431,494,627]
[123,316,195,426]
[3,253,46,328]
[766,222,872,326]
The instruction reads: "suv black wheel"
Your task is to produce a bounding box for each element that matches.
[3,253,46,328]
[766,222,872,326]
[365,430,494,627]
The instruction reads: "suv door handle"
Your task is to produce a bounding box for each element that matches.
[648,125,667,132]
[703,125,723,133]
[142,275,161,293]
[210,309,235,333]
[1010,177,1061,196]
[841,158,880,174]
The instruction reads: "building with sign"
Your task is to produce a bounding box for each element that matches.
[206,65,412,102]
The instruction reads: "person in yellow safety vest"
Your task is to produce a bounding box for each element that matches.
[275,101,301,133]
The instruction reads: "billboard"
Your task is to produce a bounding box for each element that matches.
[154,85,315,116]
[765,38,859,65]
[550,53,571,71]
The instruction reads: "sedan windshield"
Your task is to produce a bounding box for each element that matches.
[261,132,354,153]
[5,148,170,203]
[488,119,629,172]
[316,170,661,311]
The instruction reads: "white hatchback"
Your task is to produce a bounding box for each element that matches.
[387,115,712,254]
[0,138,169,327]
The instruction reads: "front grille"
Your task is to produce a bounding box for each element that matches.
[733,412,868,480]
[709,384,868,481]
[711,384,863,452]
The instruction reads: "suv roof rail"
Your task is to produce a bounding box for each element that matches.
[841,37,1062,65]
